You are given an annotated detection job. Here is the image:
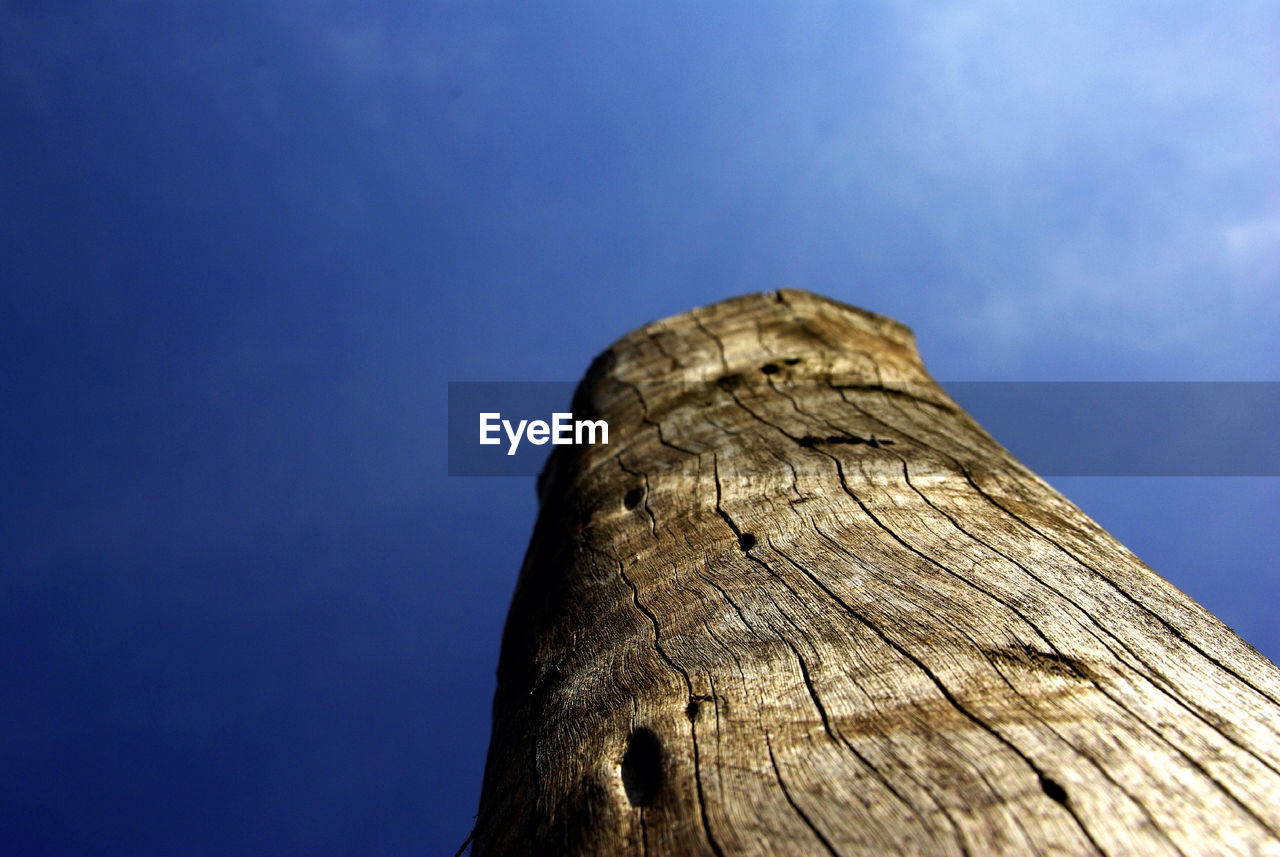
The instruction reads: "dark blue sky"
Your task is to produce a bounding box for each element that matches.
[2,2,1277,854]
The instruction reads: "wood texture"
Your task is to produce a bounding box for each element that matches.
[472,290,1280,856]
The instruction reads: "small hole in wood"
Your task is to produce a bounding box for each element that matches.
[621,727,663,807]
[760,363,780,375]
[1039,774,1068,804]
[784,357,801,365]
[685,699,699,720]
[623,487,644,510]
[738,533,756,551]
[716,373,742,390]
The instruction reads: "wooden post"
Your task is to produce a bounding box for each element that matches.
[471,290,1280,856]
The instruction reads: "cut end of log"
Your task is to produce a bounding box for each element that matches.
[539,290,938,508]
[605,288,922,383]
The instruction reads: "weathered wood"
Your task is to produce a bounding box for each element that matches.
[472,290,1280,856]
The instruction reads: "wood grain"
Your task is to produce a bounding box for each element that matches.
[471,290,1280,856]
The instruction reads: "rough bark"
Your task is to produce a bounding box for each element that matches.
[472,290,1280,856]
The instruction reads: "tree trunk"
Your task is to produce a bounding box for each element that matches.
[471,290,1280,856]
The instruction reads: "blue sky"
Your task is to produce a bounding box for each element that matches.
[2,2,1277,854]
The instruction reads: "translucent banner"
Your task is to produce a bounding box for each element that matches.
[448,381,1280,477]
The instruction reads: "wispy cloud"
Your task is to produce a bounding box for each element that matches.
[872,2,1280,370]
[1225,217,1280,275]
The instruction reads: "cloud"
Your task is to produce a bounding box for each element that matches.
[868,2,1280,368]
[567,2,1279,375]
[1225,217,1280,270]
